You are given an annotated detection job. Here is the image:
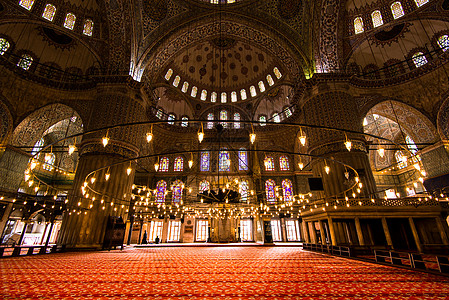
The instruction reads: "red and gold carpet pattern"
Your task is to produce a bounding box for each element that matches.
[1,247,449,299]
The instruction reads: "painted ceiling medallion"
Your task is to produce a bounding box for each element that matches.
[144,0,168,21]
[277,0,302,19]
[211,37,237,50]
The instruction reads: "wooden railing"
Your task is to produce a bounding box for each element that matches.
[0,245,65,258]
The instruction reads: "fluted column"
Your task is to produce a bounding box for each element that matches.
[58,83,146,249]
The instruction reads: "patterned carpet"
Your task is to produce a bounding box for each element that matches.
[1,247,448,299]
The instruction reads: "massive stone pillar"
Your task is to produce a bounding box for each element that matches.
[58,83,146,249]
[301,84,377,199]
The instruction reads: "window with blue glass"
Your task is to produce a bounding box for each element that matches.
[219,149,230,171]
[265,179,276,202]
[238,149,248,171]
[171,179,184,203]
[155,180,167,202]
[282,179,293,201]
[201,151,210,171]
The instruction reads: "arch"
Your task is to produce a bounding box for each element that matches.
[437,96,449,140]
[0,99,13,145]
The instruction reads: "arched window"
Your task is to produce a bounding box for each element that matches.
[200,151,210,171]
[181,81,189,93]
[171,180,183,203]
[63,13,76,30]
[155,180,167,203]
[371,10,383,28]
[201,90,207,101]
[239,180,249,201]
[156,108,163,119]
[160,157,169,172]
[167,114,175,125]
[284,107,292,118]
[279,156,289,171]
[181,116,189,127]
[173,75,181,87]
[174,157,183,171]
[250,85,257,97]
[234,112,241,129]
[199,180,210,192]
[354,17,364,34]
[282,179,293,202]
[405,136,418,154]
[240,89,247,100]
[238,148,248,171]
[266,74,274,86]
[19,0,34,10]
[231,91,237,102]
[259,115,266,126]
[391,2,404,19]
[165,69,173,81]
[412,52,427,68]
[31,138,45,156]
[258,81,266,92]
[220,110,228,128]
[207,113,214,129]
[395,150,407,169]
[414,0,428,7]
[219,149,230,171]
[438,35,449,52]
[264,156,275,171]
[265,179,276,202]
[42,4,56,21]
[17,54,33,70]
[191,86,198,98]
[83,19,94,36]
[0,38,10,55]
[43,153,55,171]
[272,113,280,123]
[221,92,227,103]
[211,92,217,103]
[273,67,282,79]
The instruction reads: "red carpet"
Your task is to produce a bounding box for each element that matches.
[1,247,448,299]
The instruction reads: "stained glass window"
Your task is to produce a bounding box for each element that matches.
[83,19,94,36]
[17,54,33,70]
[354,17,364,34]
[199,180,210,192]
[31,138,44,156]
[156,108,163,119]
[174,157,183,171]
[173,75,181,87]
[171,180,183,203]
[273,67,282,79]
[165,69,173,80]
[240,89,247,100]
[220,110,228,128]
[207,113,214,129]
[250,86,257,97]
[200,151,210,171]
[0,39,10,55]
[265,179,276,202]
[267,74,274,86]
[272,113,280,123]
[191,86,198,97]
[238,149,248,171]
[412,52,427,68]
[414,0,428,7]
[284,107,292,118]
[168,114,175,125]
[279,156,289,171]
[155,180,167,202]
[405,136,418,154]
[395,150,407,169]
[282,179,293,202]
[201,90,207,101]
[181,116,188,127]
[63,13,76,30]
[42,4,56,21]
[221,92,227,103]
[438,35,449,51]
[239,180,249,201]
[391,2,404,19]
[371,10,383,28]
[231,91,237,102]
[258,81,266,92]
[211,92,217,102]
[259,115,266,126]
[43,153,55,171]
[160,157,169,172]
[181,81,189,93]
[264,156,275,171]
[219,149,230,171]
[19,0,34,10]
[234,112,241,129]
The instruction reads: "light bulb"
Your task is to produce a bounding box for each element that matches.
[344,171,349,179]
[298,162,304,170]
[34,186,39,193]
[377,147,385,158]
[363,118,368,126]
[24,173,30,181]
[102,136,109,147]
[413,182,418,188]
[324,165,330,174]
[28,180,33,187]
[250,133,256,144]
[188,160,193,169]
[198,132,204,143]
[344,140,352,151]
[421,170,426,176]
[30,161,37,170]
[105,173,110,181]
[127,167,132,175]
[68,144,76,155]
[299,135,306,146]
[154,163,159,172]
[146,132,153,143]
[419,177,424,183]
[413,163,420,171]
[355,177,359,183]
[91,177,96,184]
